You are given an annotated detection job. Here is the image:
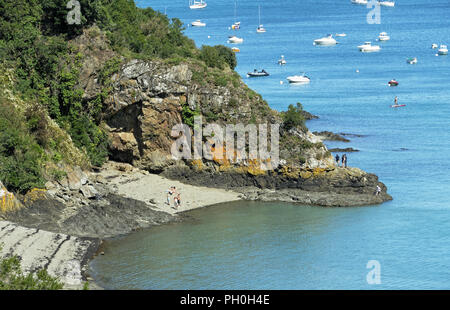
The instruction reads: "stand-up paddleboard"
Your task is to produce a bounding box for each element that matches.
[390,104,406,108]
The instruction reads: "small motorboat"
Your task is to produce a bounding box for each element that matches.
[438,45,448,55]
[391,104,406,108]
[247,69,269,77]
[406,57,417,64]
[432,43,438,49]
[191,20,206,27]
[335,33,347,37]
[378,1,395,7]
[228,35,243,44]
[358,41,381,52]
[257,25,266,33]
[351,0,368,4]
[313,34,337,46]
[231,47,240,53]
[378,32,390,41]
[278,55,287,65]
[231,22,241,30]
[287,74,311,84]
[189,0,207,9]
[388,79,399,87]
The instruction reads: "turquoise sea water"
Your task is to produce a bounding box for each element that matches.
[90,0,450,289]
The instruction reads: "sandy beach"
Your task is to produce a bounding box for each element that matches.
[98,163,243,215]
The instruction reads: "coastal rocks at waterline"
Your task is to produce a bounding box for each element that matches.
[313,131,350,142]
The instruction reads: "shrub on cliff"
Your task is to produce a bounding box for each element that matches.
[200,45,237,70]
[281,102,307,132]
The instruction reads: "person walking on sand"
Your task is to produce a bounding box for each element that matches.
[335,154,340,166]
[342,154,347,168]
[175,193,181,209]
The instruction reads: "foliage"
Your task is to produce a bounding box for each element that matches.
[0,98,46,193]
[181,102,200,128]
[0,245,63,290]
[199,45,237,70]
[281,102,307,132]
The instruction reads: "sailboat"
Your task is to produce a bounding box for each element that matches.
[231,1,241,30]
[256,5,266,33]
[189,0,207,10]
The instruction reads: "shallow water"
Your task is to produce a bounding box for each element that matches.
[90,0,450,289]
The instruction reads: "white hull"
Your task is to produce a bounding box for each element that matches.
[379,1,395,7]
[191,21,206,27]
[361,46,381,52]
[287,76,310,84]
[190,1,207,9]
[407,58,418,64]
[438,45,448,55]
[313,36,337,46]
[228,36,244,44]
[378,36,390,41]
[351,0,368,5]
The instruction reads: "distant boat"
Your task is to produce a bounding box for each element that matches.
[189,0,207,9]
[231,47,240,53]
[278,55,287,65]
[256,6,266,33]
[247,69,269,77]
[406,57,417,64]
[391,104,406,108]
[313,34,337,46]
[438,45,448,55]
[231,1,241,30]
[432,43,438,49]
[378,32,390,41]
[335,33,347,37]
[378,1,395,7]
[191,20,206,27]
[287,74,311,84]
[358,41,381,52]
[228,35,243,44]
[388,79,399,87]
[351,0,368,5]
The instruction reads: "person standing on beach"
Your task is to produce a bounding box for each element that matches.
[335,154,340,166]
[166,186,174,205]
[342,154,347,168]
[375,185,381,196]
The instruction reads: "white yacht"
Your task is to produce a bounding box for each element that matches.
[189,0,207,9]
[438,45,448,55]
[351,0,368,4]
[191,20,206,27]
[287,75,310,84]
[278,55,287,65]
[313,34,337,46]
[335,33,347,37]
[432,43,438,49]
[228,35,244,44]
[378,1,395,7]
[256,6,266,33]
[378,32,390,41]
[358,42,381,52]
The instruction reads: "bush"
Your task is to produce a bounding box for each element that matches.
[0,99,46,193]
[200,45,237,70]
[281,102,307,132]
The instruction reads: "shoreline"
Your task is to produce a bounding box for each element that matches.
[1,161,391,289]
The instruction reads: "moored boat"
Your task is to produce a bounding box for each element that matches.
[378,1,395,7]
[287,74,310,84]
[388,79,399,86]
[228,35,243,44]
[189,0,207,9]
[278,55,287,65]
[247,69,269,77]
[231,47,240,53]
[378,32,390,41]
[438,45,448,55]
[191,20,206,27]
[313,34,337,46]
[358,41,381,52]
[406,57,417,64]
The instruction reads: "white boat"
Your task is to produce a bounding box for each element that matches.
[378,1,395,7]
[335,33,347,37]
[287,74,310,84]
[351,0,368,4]
[406,57,418,64]
[228,35,244,44]
[378,32,390,41]
[191,20,206,27]
[256,6,266,33]
[358,41,381,52]
[189,0,207,9]
[313,34,337,46]
[231,1,240,30]
[438,45,448,55]
[432,43,438,49]
[278,55,287,65]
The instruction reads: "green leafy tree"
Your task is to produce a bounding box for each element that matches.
[282,102,307,132]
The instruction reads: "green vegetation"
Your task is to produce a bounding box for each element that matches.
[0,245,63,290]
[281,102,307,132]
[181,102,200,128]
[199,45,237,70]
